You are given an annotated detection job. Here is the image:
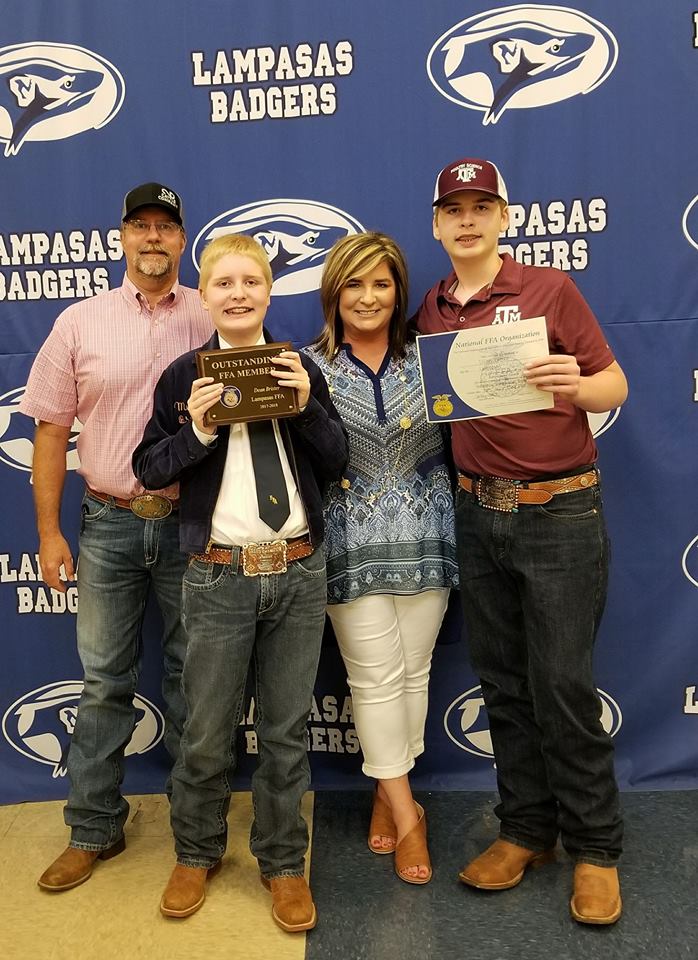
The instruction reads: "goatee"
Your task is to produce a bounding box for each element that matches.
[135,251,173,278]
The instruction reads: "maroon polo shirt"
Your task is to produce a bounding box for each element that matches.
[415,254,615,479]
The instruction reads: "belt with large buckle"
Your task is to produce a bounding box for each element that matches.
[191,536,314,576]
[458,470,598,513]
[87,486,177,519]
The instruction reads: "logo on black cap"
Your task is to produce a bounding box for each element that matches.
[158,188,177,207]
[122,182,183,225]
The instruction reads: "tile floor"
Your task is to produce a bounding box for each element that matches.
[2,789,696,960]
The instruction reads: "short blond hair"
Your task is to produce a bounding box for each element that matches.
[198,234,273,290]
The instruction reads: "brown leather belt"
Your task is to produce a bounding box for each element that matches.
[87,486,178,519]
[191,536,314,577]
[458,470,598,513]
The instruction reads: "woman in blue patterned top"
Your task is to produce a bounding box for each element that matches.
[304,233,458,885]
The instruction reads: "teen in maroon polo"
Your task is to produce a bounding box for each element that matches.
[416,157,628,925]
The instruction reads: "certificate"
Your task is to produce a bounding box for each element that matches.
[416,316,554,422]
[195,342,300,426]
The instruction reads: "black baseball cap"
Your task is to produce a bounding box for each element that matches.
[121,182,184,226]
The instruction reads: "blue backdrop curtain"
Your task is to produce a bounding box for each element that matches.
[1,1,696,802]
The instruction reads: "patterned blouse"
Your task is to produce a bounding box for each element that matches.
[304,341,459,603]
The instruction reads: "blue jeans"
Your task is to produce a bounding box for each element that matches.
[455,482,623,866]
[66,493,188,850]
[170,544,326,877]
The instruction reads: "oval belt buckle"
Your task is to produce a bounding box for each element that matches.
[129,494,173,519]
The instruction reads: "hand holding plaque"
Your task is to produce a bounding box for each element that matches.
[195,342,300,426]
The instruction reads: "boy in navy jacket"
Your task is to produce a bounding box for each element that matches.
[133,234,347,932]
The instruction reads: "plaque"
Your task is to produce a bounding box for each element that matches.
[195,342,300,426]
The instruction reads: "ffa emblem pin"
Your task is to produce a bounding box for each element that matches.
[432,394,454,417]
[220,386,242,409]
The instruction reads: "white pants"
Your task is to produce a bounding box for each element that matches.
[327,589,450,779]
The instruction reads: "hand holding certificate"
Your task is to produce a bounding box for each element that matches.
[416,316,555,422]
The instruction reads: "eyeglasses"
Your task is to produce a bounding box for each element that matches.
[123,219,182,235]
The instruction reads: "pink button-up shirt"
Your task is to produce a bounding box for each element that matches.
[20,275,213,499]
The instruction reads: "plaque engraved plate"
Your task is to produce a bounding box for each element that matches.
[195,342,300,425]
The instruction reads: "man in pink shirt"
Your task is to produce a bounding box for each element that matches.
[20,182,212,892]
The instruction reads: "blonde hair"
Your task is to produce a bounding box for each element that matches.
[198,233,273,290]
[316,232,410,360]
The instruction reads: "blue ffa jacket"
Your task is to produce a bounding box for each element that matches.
[132,332,348,554]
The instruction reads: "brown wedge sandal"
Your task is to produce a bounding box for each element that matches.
[368,789,397,855]
[395,803,432,884]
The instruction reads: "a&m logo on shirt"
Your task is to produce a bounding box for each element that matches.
[0,42,125,158]
[493,305,521,324]
[426,5,618,125]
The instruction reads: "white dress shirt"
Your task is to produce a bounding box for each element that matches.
[193,333,308,545]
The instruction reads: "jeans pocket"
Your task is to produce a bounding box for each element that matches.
[538,488,600,522]
[183,558,231,591]
[81,495,111,529]
[293,546,326,579]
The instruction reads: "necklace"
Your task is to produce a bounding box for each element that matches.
[325,350,412,506]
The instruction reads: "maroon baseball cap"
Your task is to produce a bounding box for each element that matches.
[432,158,508,206]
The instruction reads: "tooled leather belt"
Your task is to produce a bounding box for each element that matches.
[86,486,178,519]
[190,535,314,576]
[458,470,598,513]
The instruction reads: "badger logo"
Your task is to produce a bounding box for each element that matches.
[0,42,125,157]
[193,200,364,296]
[587,408,620,438]
[681,535,698,589]
[0,386,81,473]
[427,4,618,125]
[2,681,164,778]
[444,684,622,757]
[681,193,698,252]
